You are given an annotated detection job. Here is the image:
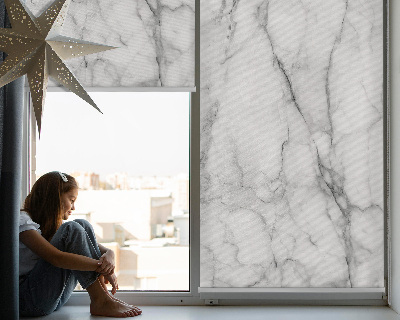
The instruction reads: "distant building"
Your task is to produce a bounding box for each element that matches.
[172,173,189,213]
[71,181,190,291]
[75,189,173,242]
[150,196,174,238]
[117,245,189,290]
[71,172,100,190]
[106,172,129,190]
[129,175,174,190]
[173,213,189,246]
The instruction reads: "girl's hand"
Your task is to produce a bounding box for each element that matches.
[96,250,115,275]
[104,273,119,295]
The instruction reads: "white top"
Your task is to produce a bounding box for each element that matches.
[19,211,41,276]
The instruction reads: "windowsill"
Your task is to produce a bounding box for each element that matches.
[65,289,388,307]
[198,287,386,301]
[20,305,400,320]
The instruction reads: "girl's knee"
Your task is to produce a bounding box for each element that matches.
[50,221,85,246]
[73,219,93,232]
[59,220,85,234]
[56,220,97,251]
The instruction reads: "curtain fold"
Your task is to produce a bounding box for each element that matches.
[0,0,25,318]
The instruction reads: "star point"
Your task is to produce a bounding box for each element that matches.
[0,0,115,134]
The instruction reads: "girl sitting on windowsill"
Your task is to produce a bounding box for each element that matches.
[19,171,142,317]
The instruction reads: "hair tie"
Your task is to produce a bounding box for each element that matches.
[58,172,68,182]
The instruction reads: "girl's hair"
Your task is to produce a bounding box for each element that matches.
[22,171,78,241]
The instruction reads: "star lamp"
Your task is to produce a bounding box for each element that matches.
[0,0,116,134]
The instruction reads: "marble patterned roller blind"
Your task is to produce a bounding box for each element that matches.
[200,0,384,287]
[24,0,195,88]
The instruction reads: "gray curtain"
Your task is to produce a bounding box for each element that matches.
[0,0,25,318]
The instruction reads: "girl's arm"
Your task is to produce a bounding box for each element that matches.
[98,243,112,255]
[20,230,102,272]
[97,243,115,275]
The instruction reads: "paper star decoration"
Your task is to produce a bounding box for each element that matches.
[0,0,115,134]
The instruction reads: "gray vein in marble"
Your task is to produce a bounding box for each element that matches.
[200,0,384,288]
[24,0,194,87]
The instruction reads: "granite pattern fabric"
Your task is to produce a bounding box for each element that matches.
[24,0,195,88]
[200,0,384,287]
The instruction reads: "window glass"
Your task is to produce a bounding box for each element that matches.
[34,92,190,291]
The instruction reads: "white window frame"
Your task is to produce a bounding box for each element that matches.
[20,0,390,306]
[22,87,200,306]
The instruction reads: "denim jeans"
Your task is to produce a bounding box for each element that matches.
[19,219,101,317]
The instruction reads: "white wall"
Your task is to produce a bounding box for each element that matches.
[390,0,400,313]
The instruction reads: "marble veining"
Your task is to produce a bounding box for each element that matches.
[24,0,194,88]
[200,0,384,287]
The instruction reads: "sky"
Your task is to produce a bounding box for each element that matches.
[35,91,190,177]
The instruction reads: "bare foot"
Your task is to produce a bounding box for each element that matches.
[90,295,140,318]
[98,276,142,315]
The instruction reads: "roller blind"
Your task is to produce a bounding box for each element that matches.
[25,0,195,89]
[200,0,384,288]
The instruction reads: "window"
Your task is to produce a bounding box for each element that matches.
[29,91,190,291]
[21,0,389,306]
[198,0,387,301]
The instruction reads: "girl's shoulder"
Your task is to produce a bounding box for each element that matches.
[19,211,41,234]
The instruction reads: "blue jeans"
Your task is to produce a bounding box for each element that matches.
[19,219,101,317]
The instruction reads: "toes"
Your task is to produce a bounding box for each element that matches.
[124,310,133,317]
[130,309,138,317]
[131,309,139,316]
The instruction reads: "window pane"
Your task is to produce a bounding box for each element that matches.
[200,1,384,287]
[34,92,190,291]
